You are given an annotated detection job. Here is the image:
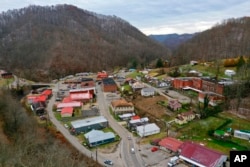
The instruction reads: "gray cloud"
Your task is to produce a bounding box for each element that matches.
[0,0,249,34]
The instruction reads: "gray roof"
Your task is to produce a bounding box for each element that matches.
[84,129,115,143]
[141,87,154,92]
[136,123,160,133]
[71,116,107,128]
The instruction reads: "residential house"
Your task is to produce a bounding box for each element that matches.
[110,99,134,115]
[131,81,145,91]
[190,60,198,66]
[198,91,225,106]
[84,129,115,147]
[141,87,155,97]
[168,99,181,111]
[234,130,250,140]
[71,116,108,133]
[179,141,227,167]
[159,137,183,152]
[101,78,117,92]
[175,111,195,125]
[0,71,13,79]
[136,123,160,137]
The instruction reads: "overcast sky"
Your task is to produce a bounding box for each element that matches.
[0,0,249,35]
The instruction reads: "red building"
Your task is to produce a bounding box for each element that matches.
[102,78,117,92]
[172,77,224,95]
[96,71,108,81]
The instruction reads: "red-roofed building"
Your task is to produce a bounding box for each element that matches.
[57,101,82,110]
[62,97,72,103]
[61,107,74,117]
[96,71,108,81]
[179,141,227,167]
[131,115,140,120]
[159,137,183,152]
[69,92,93,103]
[41,89,52,99]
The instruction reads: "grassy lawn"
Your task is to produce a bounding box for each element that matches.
[181,64,236,79]
[126,71,143,78]
[175,112,250,155]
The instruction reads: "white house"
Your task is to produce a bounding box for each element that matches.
[234,130,250,140]
[225,69,236,77]
[141,87,155,97]
[136,123,160,137]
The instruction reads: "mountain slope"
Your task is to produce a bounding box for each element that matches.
[0,5,170,81]
[172,17,250,65]
[149,33,197,50]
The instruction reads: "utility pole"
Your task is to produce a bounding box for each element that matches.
[96,147,98,162]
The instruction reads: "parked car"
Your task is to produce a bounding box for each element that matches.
[151,147,158,152]
[104,160,113,165]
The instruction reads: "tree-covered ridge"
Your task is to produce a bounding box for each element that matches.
[0,4,170,81]
[173,17,250,65]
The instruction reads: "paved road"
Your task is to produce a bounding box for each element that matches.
[46,83,107,165]
[96,85,145,167]
[46,81,145,167]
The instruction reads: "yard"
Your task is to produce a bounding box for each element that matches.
[132,94,171,120]
[175,111,250,155]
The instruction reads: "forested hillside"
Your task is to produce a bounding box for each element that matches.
[172,17,250,65]
[0,90,101,167]
[0,5,170,81]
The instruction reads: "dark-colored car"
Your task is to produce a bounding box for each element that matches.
[104,160,113,165]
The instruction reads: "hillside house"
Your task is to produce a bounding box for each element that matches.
[131,81,145,91]
[110,99,134,115]
[168,99,181,111]
[234,130,250,140]
[175,111,195,125]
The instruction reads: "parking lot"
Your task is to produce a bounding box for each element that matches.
[138,144,188,167]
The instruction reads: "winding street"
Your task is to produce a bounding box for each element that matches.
[46,81,145,167]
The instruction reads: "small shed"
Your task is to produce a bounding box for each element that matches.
[136,123,160,137]
[84,129,115,147]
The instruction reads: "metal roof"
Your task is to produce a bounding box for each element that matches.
[84,129,115,143]
[71,116,107,128]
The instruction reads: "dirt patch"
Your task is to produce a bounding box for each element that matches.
[132,95,169,119]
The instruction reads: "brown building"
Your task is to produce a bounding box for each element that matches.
[202,79,224,95]
[102,78,117,92]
